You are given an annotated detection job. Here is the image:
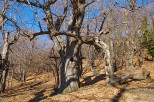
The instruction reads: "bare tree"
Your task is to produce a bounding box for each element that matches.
[12,0,152,94]
[14,0,114,93]
[0,0,20,92]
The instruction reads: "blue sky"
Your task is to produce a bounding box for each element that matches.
[0,0,153,44]
[13,0,153,29]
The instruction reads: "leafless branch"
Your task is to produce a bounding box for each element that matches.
[45,0,57,6]
[24,31,50,41]
[1,14,48,41]
[84,0,96,8]
[9,32,20,46]
[99,2,118,32]
[17,0,44,8]
[27,0,42,31]
[54,0,68,31]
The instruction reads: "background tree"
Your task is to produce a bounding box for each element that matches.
[0,0,20,92]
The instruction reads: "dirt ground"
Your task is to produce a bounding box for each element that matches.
[0,58,154,102]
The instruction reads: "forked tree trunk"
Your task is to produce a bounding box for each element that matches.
[58,41,81,94]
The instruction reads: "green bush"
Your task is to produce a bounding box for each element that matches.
[142,29,154,58]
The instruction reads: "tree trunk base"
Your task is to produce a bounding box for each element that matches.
[0,68,9,93]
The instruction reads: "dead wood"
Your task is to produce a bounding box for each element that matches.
[110,68,150,85]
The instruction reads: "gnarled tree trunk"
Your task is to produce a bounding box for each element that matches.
[58,41,81,93]
[95,37,113,86]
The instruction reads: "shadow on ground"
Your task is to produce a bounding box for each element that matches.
[111,85,154,102]
[48,73,106,98]
[1,82,44,98]
[81,74,106,87]
[29,89,47,102]
[111,87,126,102]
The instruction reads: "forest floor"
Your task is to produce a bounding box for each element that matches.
[0,58,154,102]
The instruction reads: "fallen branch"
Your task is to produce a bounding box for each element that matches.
[110,68,150,85]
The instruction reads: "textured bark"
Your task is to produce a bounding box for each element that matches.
[58,41,81,93]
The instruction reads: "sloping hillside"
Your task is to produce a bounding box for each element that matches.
[0,59,154,102]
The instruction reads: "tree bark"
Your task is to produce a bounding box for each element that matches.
[0,68,8,92]
[127,40,135,69]
[58,41,81,94]
[54,58,60,90]
[90,46,97,75]
[110,40,117,72]
[95,38,113,86]
[0,31,9,93]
